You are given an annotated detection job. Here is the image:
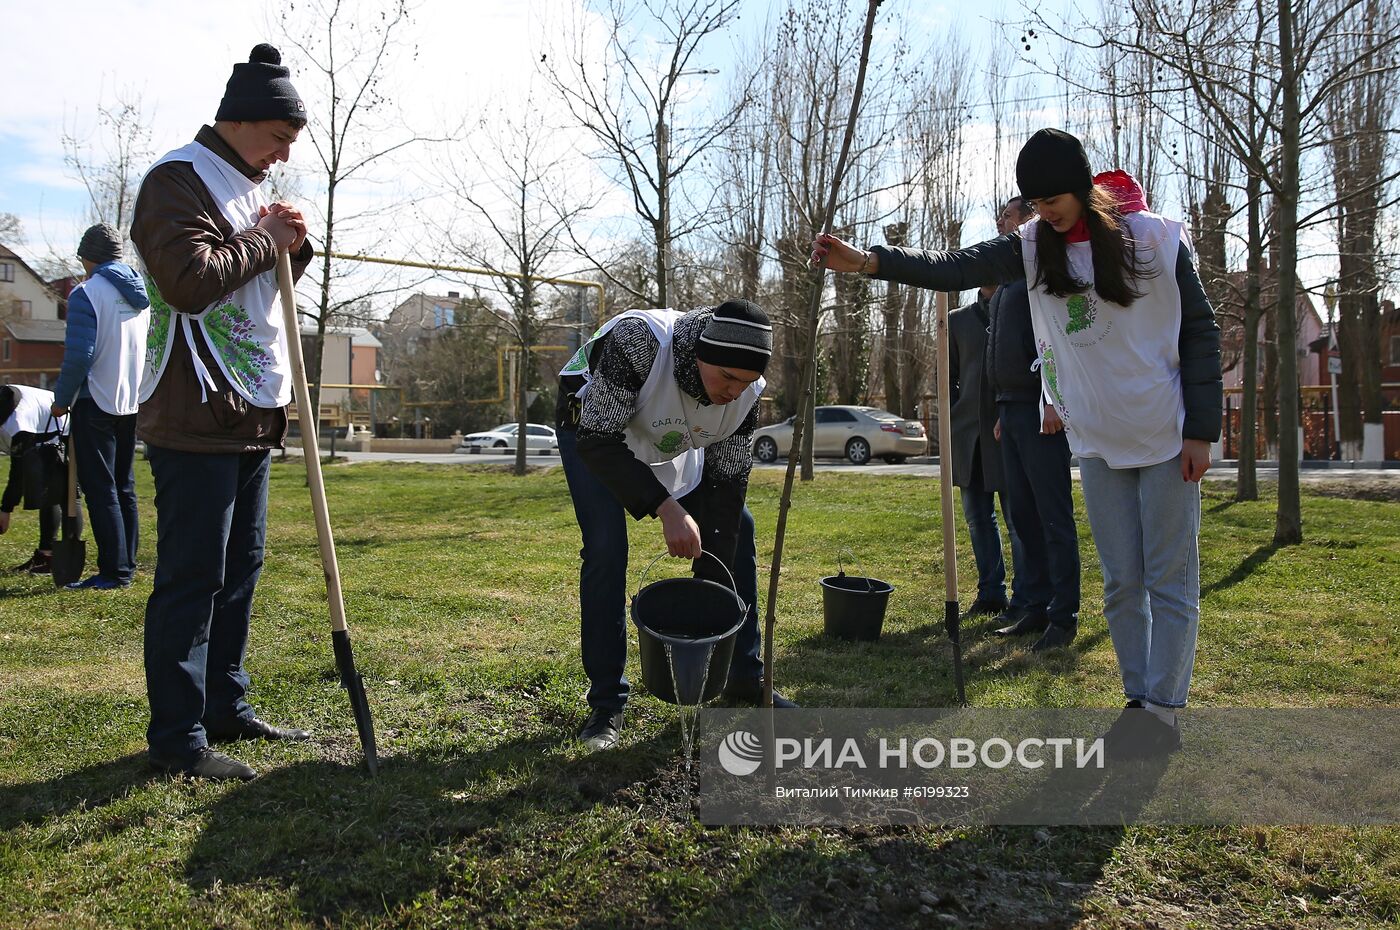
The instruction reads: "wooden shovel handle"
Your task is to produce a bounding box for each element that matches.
[66,434,79,519]
[276,250,351,635]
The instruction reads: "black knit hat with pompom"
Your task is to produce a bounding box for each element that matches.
[215,44,306,122]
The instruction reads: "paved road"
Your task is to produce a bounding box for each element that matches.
[297,447,1399,486]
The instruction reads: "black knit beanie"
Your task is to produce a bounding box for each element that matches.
[696,300,772,373]
[77,223,123,264]
[215,44,306,122]
[1016,128,1093,200]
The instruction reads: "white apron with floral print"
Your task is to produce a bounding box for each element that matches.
[136,141,291,409]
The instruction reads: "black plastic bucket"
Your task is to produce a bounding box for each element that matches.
[821,570,894,641]
[632,553,746,705]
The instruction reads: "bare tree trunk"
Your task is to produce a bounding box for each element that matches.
[898,284,925,420]
[1237,172,1263,500]
[881,221,906,414]
[1274,0,1302,545]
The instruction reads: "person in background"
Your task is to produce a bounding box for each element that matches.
[983,196,1081,651]
[0,385,69,575]
[50,223,150,590]
[946,280,1024,621]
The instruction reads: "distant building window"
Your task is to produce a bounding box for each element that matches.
[2,338,9,361]
[0,262,13,283]
[1391,335,1400,367]
[18,300,31,316]
[433,304,455,328]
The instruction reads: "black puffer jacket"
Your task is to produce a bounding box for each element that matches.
[870,232,1223,443]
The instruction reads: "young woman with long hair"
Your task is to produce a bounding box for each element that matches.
[814,129,1222,757]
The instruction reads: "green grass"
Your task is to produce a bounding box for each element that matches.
[0,461,1397,929]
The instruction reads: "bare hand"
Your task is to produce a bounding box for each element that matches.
[267,201,309,252]
[0,511,10,535]
[810,234,874,274]
[257,203,305,252]
[50,404,68,418]
[657,498,702,559]
[1181,438,1211,482]
[993,417,1001,442]
[1041,405,1064,434]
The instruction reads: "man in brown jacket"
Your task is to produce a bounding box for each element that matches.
[132,43,314,781]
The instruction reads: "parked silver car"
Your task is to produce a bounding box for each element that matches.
[461,422,558,454]
[751,406,927,465]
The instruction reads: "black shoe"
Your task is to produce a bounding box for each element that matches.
[964,597,1008,619]
[150,747,257,781]
[1031,621,1077,652]
[1103,701,1182,761]
[205,717,311,743]
[722,678,799,708]
[11,550,51,574]
[992,608,1049,637]
[578,707,623,751]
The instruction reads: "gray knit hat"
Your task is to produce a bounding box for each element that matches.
[696,299,772,373]
[77,223,123,264]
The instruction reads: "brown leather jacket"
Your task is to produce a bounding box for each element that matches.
[130,125,314,454]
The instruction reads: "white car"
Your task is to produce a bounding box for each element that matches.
[751,405,928,465]
[462,423,558,455]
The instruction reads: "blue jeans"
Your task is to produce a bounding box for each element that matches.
[1078,454,1201,709]
[958,483,1023,605]
[143,446,269,759]
[996,402,1080,627]
[559,428,762,711]
[71,398,139,583]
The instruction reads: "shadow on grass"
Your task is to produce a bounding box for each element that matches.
[784,623,1110,707]
[181,726,684,925]
[1202,543,1280,597]
[0,752,160,832]
[0,715,1168,928]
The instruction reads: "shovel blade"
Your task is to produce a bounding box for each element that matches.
[51,538,86,587]
[331,629,380,776]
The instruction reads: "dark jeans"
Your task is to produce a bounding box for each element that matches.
[71,398,139,583]
[559,428,763,712]
[997,401,1080,628]
[144,446,270,760]
[958,477,1028,607]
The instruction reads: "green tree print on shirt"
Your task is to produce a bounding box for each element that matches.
[1065,294,1096,334]
[653,430,686,454]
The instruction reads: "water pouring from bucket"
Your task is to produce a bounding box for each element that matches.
[632,551,746,767]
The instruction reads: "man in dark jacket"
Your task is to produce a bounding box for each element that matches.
[556,301,795,752]
[982,197,1081,651]
[130,44,314,781]
[947,284,1025,618]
